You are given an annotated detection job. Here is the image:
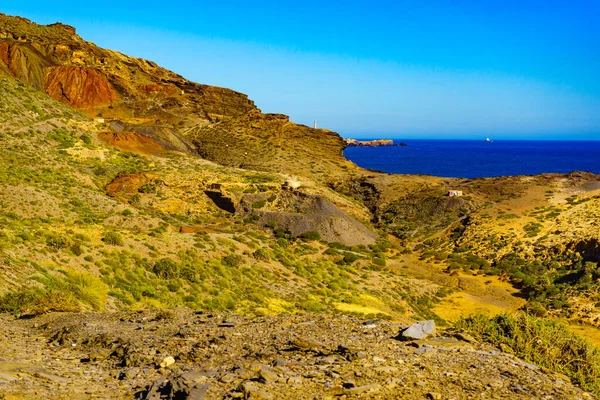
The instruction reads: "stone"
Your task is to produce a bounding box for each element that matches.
[238,381,272,399]
[426,392,442,400]
[453,332,477,344]
[414,347,434,355]
[287,376,303,385]
[219,373,236,383]
[344,384,381,395]
[159,356,176,368]
[182,384,209,400]
[290,337,324,350]
[399,320,436,341]
[343,380,356,388]
[257,366,278,384]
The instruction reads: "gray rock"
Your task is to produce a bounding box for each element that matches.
[399,320,436,340]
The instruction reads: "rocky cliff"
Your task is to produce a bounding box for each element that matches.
[0,14,350,182]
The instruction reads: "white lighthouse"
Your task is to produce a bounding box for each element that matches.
[313,120,317,129]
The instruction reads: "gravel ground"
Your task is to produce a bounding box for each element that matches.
[0,310,593,399]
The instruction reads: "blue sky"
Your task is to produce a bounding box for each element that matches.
[3,1,600,139]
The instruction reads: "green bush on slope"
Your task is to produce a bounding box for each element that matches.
[0,271,109,314]
[454,312,600,397]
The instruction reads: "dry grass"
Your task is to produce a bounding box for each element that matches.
[455,312,600,397]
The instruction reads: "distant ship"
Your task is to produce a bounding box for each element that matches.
[484,137,493,143]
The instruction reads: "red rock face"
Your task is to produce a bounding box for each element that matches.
[43,66,117,109]
[105,173,160,198]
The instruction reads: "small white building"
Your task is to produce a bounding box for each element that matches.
[448,190,463,197]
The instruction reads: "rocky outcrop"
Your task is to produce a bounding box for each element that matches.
[97,131,167,155]
[105,173,162,199]
[242,191,378,246]
[0,13,352,182]
[0,13,257,125]
[44,66,117,109]
[345,139,396,147]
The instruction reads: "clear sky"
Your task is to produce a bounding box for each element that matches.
[3,1,600,139]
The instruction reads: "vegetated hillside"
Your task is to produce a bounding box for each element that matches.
[342,172,600,327]
[0,74,435,321]
[0,13,354,182]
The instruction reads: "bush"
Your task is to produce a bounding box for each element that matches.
[253,248,271,261]
[70,242,83,256]
[101,231,123,246]
[153,258,179,279]
[66,272,108,311]
[0,289,80,315]
[222,254,242,268]
[299,299,328,312]
[298,231,321,241]
[341,252,360,265]
[522,301,547,317]
[372,257,386,267]
[252,200,266,209]
[179,263,200,283]
[80,135,92,145]
[46,234,69,250]
[455,313,600,396]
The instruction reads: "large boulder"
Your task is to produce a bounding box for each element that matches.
[398,320,436,341]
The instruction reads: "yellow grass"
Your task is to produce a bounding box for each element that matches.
[434,292,519,322]
[334,302,389,316]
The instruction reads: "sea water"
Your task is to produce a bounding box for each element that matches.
[343,140,600,178]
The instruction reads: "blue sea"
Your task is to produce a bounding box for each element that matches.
[343,140,600,178]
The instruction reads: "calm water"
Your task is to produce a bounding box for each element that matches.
[343,140,600,178]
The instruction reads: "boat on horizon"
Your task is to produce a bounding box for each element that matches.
[484,137,493,143]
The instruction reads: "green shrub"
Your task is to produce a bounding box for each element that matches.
[179,263,200,283]
[46,234,69,250]
[341,252,360,265]
[70,242,83,256]
[222,254,242,268]
[372,257,386,267]
[153,258,179,279]
[298,231,321,241]
[101,231,123,246]
[0,289,80,315]
[66,271,108,311]
[455,313,600,396]
[253,248,271,261]
[522,301,548,317]
[252,200,266,209]
[299,299,328,312]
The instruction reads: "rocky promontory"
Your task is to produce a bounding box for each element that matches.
[345,138,395,147]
